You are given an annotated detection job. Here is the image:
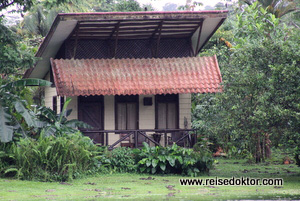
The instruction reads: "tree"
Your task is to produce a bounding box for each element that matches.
[0,18,35,77]
[0,0,68,12]
[194,2,300,162]
[241,0,299,18]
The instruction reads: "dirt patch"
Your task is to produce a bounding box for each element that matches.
[139,176,155,180]
[60,182,72,185]
[166,185,176,191]
[167,192,176,197]
[32,195,58,198]
[84,182,96,185]
[45,189,56,192]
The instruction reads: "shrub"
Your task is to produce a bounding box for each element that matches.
[102,147,137,173]
[295,147,300,167]
[1,132,104,181]
[136,143,214,176]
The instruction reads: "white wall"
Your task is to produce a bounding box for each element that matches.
[43,88,192,145]
[139,95,155,129]
[44,73,57,110]
[179,93,192,129]
[103,95,119,145]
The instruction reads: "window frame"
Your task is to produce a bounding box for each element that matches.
[115,95,139,130]
[155,94,179,129]
[52,96,57,114]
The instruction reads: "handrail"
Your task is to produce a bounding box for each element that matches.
[80,129,197,150]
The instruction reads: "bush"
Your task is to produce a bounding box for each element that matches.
[295,147,300,167]
[135,143,214,176]
[1,132,104,181]
[102,147,137,173]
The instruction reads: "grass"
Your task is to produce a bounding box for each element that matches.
[0,158,300,200]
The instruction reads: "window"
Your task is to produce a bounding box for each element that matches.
[155,94,179,129]
[115,95,138,130]
[52,96,57,114]
[60,96,65,112]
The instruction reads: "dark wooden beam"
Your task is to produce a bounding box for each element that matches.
[194,20,204,56]
[159,25,198,30]
[79,18,205,23]
[72,23,80,58]
[189,19,203,37]
[189,37,195,56]
[155,21,163,57]
[65,22,79,44]
[110,21,120,38]
[69,34,191,40]
[113,22,120,57]
[76,29,193,36]
[78,26,157,32]
[79,21,159,28]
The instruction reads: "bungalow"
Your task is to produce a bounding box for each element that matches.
[24,11,227,149]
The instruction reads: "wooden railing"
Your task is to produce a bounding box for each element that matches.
[82,129,197,150]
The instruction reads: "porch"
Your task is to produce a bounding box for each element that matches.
[82,129,197,150]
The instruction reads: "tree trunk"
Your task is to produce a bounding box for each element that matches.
[265,133,272,158]
[255,133,262,163]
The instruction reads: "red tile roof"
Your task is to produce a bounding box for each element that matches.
[50,56,222,96]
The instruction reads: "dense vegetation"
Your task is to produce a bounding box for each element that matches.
[194,1,299,163]
[0,139,213,181]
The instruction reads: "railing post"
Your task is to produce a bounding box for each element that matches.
[105,132,108,146]
[134,131,138,148]
[194,130,197,147]
[164,131,167,147]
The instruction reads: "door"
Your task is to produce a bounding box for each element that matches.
[78,96,104,144]
[115,95,139,146]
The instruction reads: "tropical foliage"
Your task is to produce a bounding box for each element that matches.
[194,2,300,162]
[135,143,213,176]
[0,133,104,181]
[0,79,51,142]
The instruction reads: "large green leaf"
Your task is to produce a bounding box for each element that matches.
[38,106,56,121]
[159,163,166,171]
[14,101,36,128]
[0,105,13,142]
[43,126,57,137]
[1,79,51,90]
[65,119,92,129]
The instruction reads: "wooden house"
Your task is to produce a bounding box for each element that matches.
[24,11,228,149]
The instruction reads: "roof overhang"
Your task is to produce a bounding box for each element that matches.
[50,56,222,96]
[25,11,228,79]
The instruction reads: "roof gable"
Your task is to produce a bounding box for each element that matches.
[26,11,228,79]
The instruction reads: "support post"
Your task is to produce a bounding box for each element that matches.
[72,24,80,58]
[105,132,108,146]
[134,131,138,148]
[164,131,167,147]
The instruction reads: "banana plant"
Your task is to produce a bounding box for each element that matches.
[36,97,92,137]
[0,79,51,143]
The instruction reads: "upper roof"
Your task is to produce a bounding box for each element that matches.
[25,11,228,79]
[51,56,222,96]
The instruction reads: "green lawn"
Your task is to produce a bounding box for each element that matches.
[1,159,300,200]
